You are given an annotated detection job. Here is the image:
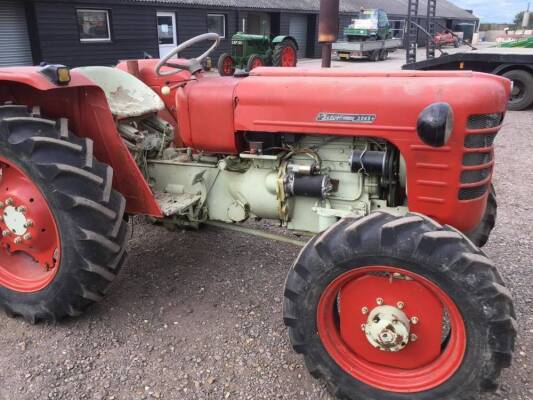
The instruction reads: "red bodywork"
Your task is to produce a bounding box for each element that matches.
[0,64,510,231]
[0,67,161,216]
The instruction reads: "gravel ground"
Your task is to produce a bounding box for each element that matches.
[0,109,531,398]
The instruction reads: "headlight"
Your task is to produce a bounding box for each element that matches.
[416,102,454,147]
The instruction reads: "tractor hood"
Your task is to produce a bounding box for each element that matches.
[233,68,510,139]
[181,67,510,156]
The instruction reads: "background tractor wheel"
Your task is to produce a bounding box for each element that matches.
[378,49,388,61]
[466,184,497,247]
[246,54,265,71]
[503,69,533,111]
[0,104,129,323]
[217,53,235,76]
[283,211,515,400]
[273,39,298,67]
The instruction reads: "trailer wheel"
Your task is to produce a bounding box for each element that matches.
[273,39,298,67]
[466,184,497,247]
[0,105,129,323]
[503,69,533,111]
[246,54,264,71]
[378,49,388,61]
[217,53,235,76]
[369,50,380,62]
[283,211,515,400]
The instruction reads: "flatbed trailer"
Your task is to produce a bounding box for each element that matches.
[403,47,533,110]
[332,38,402,62]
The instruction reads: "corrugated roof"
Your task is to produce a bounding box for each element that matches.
[126,0,477,20]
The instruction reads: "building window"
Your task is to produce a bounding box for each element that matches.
[77,9,111,42]
[207,14,226,38]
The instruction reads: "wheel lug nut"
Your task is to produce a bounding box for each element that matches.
[17,206,27,213]
[13,237,22,244]
[397,301,405,309]
[23,233,32,241]
[361,306,368,315]
[0,202,3,209]
[376,297,384,305]
[24,220,34,228]
[411,316,419,325]
[361,324,366,331]
[5,198,13,206]
[2,230,10,237]
[410,333,418,342]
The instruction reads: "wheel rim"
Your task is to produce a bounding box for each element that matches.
[510,80,525,103]
[0,157,60,292]
[250,57,264,70]
[222,58,234,75]
[281,46,296,66]
[317,266,466,393]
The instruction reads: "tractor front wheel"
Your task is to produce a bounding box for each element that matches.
[283,211,516,400]
[246,54,265,71]
[0,104,129,323]
[273,40,298,67]
[217,53,235,76]
[466,184,497,247]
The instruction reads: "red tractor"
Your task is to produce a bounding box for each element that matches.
[0,32,515,400]
[434,30,460,48]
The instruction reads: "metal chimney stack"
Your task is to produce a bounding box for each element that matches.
[319,0,340,67]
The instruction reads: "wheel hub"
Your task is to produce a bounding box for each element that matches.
[0,159,60,292]
[3,203,29,236]
[364,305,410,352]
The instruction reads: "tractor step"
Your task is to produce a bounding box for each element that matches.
[154,191,201,216]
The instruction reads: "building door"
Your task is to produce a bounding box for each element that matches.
[157,12,177,58]
[289,15,308,58]
[0,0,33,66]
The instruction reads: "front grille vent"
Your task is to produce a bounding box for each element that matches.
[462,152,492,166]
[461,168,491,184]
[467,113,503,130]
[459,184,489,200]
[464,133,497,148]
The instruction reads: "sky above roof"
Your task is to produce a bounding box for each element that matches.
[449,0,529,23]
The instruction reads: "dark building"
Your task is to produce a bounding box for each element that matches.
[0,0,479,68]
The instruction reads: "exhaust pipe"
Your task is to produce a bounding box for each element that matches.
[319,0,340,68]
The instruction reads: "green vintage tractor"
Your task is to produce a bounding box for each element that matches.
[218,32,298,76]
[344,9,392,42]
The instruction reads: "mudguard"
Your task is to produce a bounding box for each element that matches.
[0,66,162,217]
[272,35,299,49]
[492,63,533,75]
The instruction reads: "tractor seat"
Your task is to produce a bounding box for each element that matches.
[72,66,165,119]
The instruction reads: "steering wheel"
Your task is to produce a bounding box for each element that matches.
[155,33,221,76]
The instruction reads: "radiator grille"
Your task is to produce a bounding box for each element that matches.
[467,113,503,130]
[234,44,243,57]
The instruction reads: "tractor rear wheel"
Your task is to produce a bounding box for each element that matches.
[247,54,265,71]
[273,40,298,67]
[217,53,235,76]
[466,184,497,247]
[0,104,129,323]
[283,211,515,400]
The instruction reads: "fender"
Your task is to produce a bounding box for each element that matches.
[492,63,533,75]
[0,66,162,217]
[272,35,299,49]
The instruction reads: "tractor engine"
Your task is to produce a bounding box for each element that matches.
[146,133,405,233]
